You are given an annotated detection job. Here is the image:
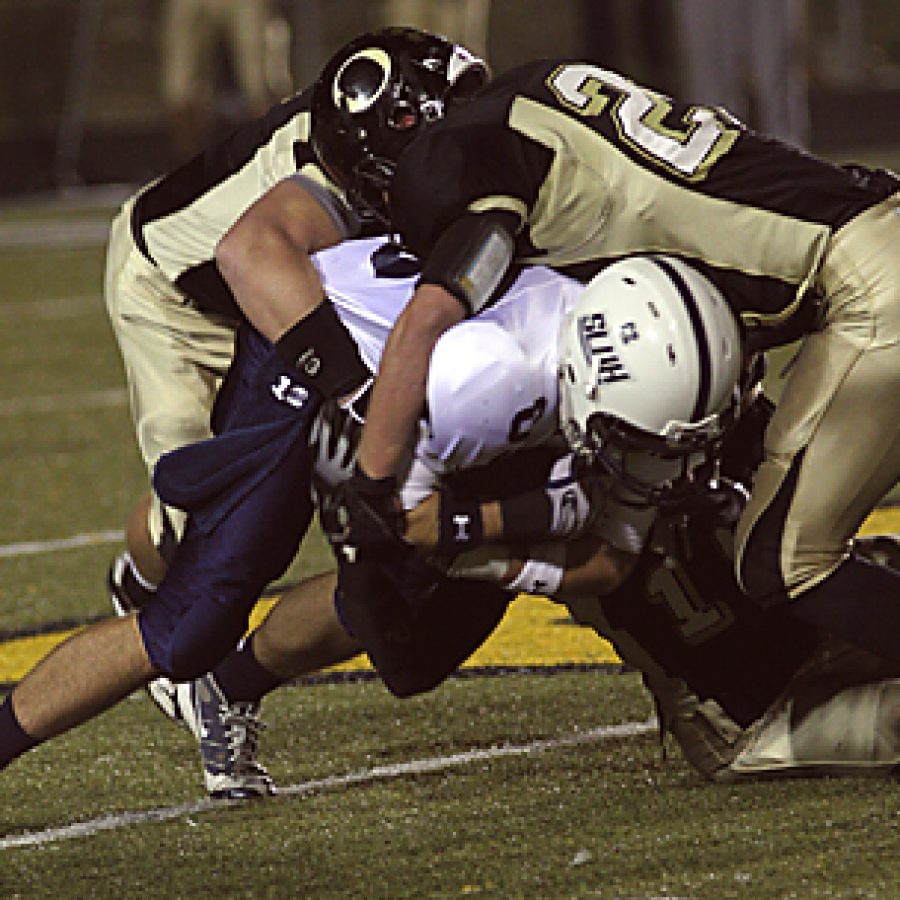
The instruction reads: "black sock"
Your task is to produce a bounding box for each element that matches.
[211,633,285,704]
[790,554,900,665]
[0,695,40,769]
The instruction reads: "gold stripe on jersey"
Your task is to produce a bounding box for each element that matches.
[139,111,323,286]
[508,96,832,327]
[468,195,529,222]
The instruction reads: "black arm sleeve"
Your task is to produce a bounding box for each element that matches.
[417,210,519,315]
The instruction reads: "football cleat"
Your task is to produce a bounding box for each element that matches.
[179,673,275,800]
[107,552,185,727]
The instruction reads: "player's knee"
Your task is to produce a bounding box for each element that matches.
[739,524,850,605]
[736,455,801,605]
[379,655,447,699]
[138,600,247,682]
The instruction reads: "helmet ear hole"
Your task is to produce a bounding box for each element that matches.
[387,104,419,131]
[446,68,487,104]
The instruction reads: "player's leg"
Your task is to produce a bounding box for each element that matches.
[105,196,237,714]
[161,0,214,162]
[0,615,155,768]
[247,571,361,680]
[736,195,900,663]
[104,193,235,560]
[121,569,358,798]
[723,642,900,779]
[105,195,235,462]
[135,380,322,796]
[226,0,273,118]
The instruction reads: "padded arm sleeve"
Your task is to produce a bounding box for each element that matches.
[288,173,361,239]
[418,210,518,315]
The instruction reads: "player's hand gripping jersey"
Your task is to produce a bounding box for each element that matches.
[392,60,898,346]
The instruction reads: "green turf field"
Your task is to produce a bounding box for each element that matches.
[0,185,898,898]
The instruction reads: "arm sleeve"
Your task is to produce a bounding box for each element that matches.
[391,119,551,311]
[287,172,361,239]
[417,210,519,314]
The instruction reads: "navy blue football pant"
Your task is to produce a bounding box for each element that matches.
[139,326,316,681]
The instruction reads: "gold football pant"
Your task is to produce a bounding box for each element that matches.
[736,193,900,600]
[104,198,237,545]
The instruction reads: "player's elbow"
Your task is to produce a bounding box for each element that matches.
[215,214,275,292]
[395,284,467,347]
[215,179,338,294]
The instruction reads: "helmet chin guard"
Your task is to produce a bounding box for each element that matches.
[557,255,748,506]
[311,28,489,227]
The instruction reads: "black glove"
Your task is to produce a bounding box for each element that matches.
[336,551,416,651]
[336,464,407,556]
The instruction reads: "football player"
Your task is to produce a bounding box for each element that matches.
[99,35,488,794]
[4,240,895,795]
[139,248,900,784]
[0,236,581,794]
[105,72,380,586]
[221,28,900,668]
[104,26,488,618]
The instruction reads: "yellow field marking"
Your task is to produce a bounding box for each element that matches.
[2,507,896,684]
[0,595,619,684]
[248,593,620,675]
[857,506,900,535]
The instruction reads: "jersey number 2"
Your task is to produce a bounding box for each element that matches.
[547,64,740,181]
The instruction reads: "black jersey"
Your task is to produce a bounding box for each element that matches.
[392,60,899,347]
[129,89,378,319]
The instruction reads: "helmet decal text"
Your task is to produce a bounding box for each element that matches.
[577,313,631,385]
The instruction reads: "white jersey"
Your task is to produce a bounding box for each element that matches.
[312,237,584,507]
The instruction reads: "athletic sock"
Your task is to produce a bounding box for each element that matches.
[211,633,285,704]
[0,695,41,769]
[790,555,900,665]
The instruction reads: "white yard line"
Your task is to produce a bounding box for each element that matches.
[0,718,657,850]
[0,530,123,559]
[0,387,127,417]
[0,295,100,320]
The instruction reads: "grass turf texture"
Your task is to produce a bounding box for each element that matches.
[1,162,899,896]
[2,674,898,899]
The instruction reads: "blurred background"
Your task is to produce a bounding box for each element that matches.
[0,0,898,196]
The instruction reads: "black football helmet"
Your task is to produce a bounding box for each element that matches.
[311,28,489,226]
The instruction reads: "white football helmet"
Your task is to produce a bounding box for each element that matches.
[557,255,745,500]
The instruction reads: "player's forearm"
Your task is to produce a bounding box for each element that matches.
[404,495,504,549]
[447,538,638,600]
[405,459,594,554]
[357,284,465,480]
[215,180,341,341]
